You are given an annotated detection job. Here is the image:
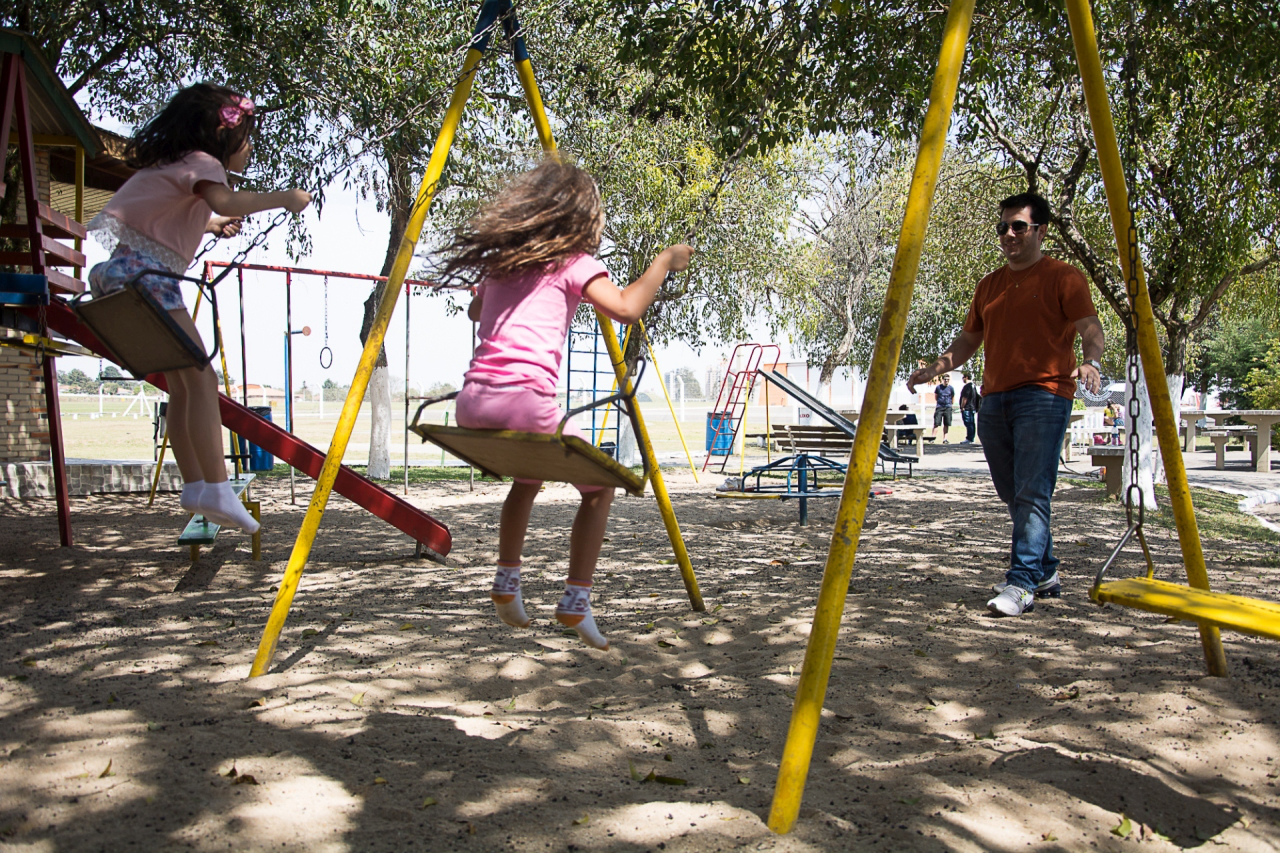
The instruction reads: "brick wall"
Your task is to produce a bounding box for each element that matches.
[12,149,52,225]
[0,332,49,464]
[4,146,56,464]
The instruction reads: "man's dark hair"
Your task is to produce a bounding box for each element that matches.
[962,373,971,380]
[998,192,1051,226]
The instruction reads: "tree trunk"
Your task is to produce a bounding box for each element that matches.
[1122,352,1160,510]
[361,147,415,479]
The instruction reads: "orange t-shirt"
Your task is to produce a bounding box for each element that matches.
[963,255,1097,399]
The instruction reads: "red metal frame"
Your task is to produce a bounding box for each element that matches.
[35,300,453,558]
[701,343,782,473]
[3,52,73,545]
[203,261,444,290]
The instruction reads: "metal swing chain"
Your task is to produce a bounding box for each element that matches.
[319,275,333,369]
[1095,29,1158,590]
[1121,31,1157,579]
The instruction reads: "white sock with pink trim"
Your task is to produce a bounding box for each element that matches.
[491,561,531,628]
[555,580,608,650]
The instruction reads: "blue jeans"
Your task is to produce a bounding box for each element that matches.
[977,387,1072,593]
[961,408,976,442]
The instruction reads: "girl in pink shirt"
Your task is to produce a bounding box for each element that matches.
[440,158,693,649]
[87,84,311,532]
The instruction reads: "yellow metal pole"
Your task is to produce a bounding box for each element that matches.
[767,0,975,833]
[644,328,699,482]
[1064,0,1225,676]
[765,377,772,466]
[249,47,487,678]
[515,58,556,154]
[515,42,704,614]
[599,315,704,611]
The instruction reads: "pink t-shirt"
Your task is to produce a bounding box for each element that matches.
[464,254,611,396]
[96,151,228,266]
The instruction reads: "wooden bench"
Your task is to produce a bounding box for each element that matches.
[178,475,261,562]
[1087,446,1126,498]
[1204,427,1258,470]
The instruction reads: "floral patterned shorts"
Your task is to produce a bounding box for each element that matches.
[89,248,187,311]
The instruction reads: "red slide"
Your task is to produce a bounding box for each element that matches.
[39,300,452,559]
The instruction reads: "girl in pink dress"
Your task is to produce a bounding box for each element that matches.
[88,84,311,532]
[440,158,693,649]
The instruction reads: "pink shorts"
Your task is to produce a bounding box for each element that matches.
[455,382,603,493]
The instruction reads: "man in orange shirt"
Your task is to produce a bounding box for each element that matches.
[909,192,1105,616]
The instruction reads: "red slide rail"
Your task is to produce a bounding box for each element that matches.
[38,300,453,559]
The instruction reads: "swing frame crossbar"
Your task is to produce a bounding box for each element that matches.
[767,0,1242,834]
[247,0,703,681]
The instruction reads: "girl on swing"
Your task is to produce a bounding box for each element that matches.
[87,83,311,533]
[440,157,693,649]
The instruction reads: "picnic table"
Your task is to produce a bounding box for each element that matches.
[1203,410,1279,472]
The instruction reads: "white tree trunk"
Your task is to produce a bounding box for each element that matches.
[368,365,392,479]
[1160,371,1186,484]
[1123,354,1159,510]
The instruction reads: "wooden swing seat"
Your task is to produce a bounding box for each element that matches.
[1091,577,1280,641]
[409,423,646,497]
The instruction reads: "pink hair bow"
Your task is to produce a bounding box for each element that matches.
[219,97,255,129]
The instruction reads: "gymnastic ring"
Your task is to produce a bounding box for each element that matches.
[319,346,333,369]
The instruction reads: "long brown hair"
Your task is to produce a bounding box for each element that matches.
[125,83,256,170]
[437,157,604,287]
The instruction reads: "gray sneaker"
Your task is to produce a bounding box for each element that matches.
[991,571,1061,598]
[987,586,1035,616]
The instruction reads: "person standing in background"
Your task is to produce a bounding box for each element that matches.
[959,373,981,444]
[931,373,955,444]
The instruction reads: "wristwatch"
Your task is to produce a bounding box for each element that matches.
[1082,359,1102,371]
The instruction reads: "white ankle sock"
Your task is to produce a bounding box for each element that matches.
[180,480,205,513]
[556,581,608,650]
[197,480,260,534]
[491,562,531,628]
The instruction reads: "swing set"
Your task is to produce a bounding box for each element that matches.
[246,0,705,680]
[765,0,1280,834]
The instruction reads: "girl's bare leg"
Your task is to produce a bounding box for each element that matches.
[567,488,615,584]
[557,487,615,649]
[161,368,202,484]
[165,310,226,484]
[491,481,542,628]
[165,309,257,533]
[498,481,542,563]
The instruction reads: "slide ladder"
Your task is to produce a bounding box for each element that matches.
[35,300,453,560]
[701,343,780,473]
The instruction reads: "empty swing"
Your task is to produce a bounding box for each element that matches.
[1088,104,1280,650]
[409,360,650,496]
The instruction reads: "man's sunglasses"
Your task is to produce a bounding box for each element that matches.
[996,220,1040,236]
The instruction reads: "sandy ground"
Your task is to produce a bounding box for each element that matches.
[2,467,1280,852]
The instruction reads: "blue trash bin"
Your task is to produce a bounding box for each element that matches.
[705,411,734,456]
[243,405,275,472]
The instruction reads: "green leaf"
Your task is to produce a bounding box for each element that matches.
[1111,814,1133,839]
